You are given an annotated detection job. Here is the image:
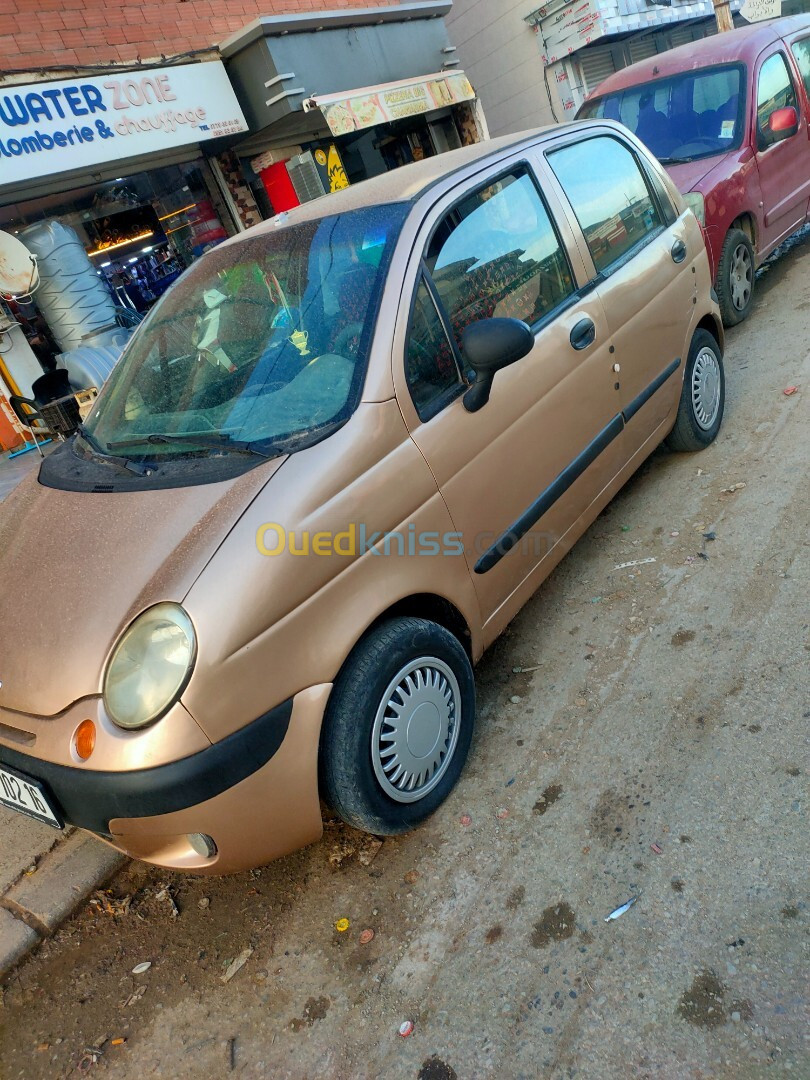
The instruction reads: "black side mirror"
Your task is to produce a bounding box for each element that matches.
[461,317,534,413]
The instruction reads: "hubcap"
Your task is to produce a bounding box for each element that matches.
[691,347,721,430]
[371,658,461,804]
[730,244,752,311]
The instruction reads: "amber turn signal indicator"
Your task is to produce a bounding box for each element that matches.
[74,719,96,761]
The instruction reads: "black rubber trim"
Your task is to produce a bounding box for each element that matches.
[474,356,682,575]
[0,698,293,835]
[474,413,624,574]
[622,357,681,424]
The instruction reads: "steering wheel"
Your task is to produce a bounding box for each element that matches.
[333,321,363,356]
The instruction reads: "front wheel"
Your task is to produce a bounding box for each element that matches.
[320,617,475,835]
[716,227,755,327]
[665,329,725,453]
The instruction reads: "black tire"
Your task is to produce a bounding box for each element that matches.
[716,227,755,327]
[666,329,725,453]
[320,617,475,835]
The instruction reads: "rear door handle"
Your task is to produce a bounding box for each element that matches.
[671,239,687,263]
[570,317,595,351]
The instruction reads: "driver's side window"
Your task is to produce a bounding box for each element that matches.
[757,52,797,149]
[405,277,463,419]
[405,167,574,421]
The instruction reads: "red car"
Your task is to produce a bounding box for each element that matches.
[577,16,810,325]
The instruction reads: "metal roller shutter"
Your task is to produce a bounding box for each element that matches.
[669,26,694,49]
[580,46,618,93]
[627,36,658,64]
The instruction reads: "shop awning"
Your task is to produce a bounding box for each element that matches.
[302,71,476,138]
[222,3,463,153]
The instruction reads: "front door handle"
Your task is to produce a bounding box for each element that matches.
[570,317,595,351]
[671,239,687,263]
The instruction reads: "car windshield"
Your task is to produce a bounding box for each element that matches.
[83,204,408,460]
[578,64,744,163]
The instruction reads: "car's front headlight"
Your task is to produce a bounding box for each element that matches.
[104,603,196,730]
[683,191,705,227]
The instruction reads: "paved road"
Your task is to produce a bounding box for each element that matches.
[0,236,807,1079]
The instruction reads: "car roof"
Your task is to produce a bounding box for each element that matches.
[586,14,810,99]
[224,123,580,243]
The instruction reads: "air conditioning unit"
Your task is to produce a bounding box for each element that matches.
[286,151,327,204]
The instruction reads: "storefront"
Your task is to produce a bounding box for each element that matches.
[221,2,488,213]
[0,59,248,410]
[523,0,787,117]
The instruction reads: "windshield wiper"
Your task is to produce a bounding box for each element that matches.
[76,423,153,476]
[107,432,270,458]
[658,155,693,165]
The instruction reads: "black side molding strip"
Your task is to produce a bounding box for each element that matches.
[474,357,682,575]
[622,357,681,424]
[0,698,293,835]
[474,413,624,574]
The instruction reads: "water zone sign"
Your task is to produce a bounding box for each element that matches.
[0,61,248,188]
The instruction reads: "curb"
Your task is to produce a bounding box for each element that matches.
[0,832,125,980]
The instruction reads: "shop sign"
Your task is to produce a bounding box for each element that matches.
[313,146,350,192]
[312,72,476,138]
[0,61,248,188]
[740,0,780,21]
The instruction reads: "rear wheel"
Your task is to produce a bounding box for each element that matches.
[320,617,475,835]
[665,329,725,452]
[716,227,755,327]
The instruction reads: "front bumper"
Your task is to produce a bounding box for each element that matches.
[0,685,331,874]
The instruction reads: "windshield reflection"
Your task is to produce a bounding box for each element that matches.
[579,64,744,163]
[84,204,408,460]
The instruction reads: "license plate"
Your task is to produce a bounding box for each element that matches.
[0,764,63,828]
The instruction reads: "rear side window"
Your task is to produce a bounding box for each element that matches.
[790,38,810,98]
[757,52,798,146]
[548,136,663,275]
[425,169,575,345]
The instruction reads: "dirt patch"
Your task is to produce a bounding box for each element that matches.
[419,1057,458,1080]
[289,996,330,1032]
[671,629,696,646]
[677,970,727,1028]
[589,789,641,845]
[531,903,576,948]
[781,905,799,919]
[506,885,525,911]
[671,880,685,893]
[533,783,563,816]
[485,925,503,945]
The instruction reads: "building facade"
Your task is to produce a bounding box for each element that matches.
[447,0,810,135]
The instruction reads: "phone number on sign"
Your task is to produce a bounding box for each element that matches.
[208,119,245,135]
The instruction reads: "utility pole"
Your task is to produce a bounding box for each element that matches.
[712,0,734,32]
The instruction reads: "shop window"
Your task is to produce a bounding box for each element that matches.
[405,277,462,418]
[757,53,798,148]
[548,136,662,276]
[424,169,574,352]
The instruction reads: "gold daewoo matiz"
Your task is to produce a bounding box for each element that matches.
[0,122,724,873]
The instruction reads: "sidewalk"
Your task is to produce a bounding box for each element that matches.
[0,448,126,978]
